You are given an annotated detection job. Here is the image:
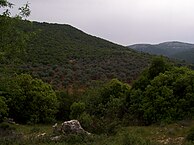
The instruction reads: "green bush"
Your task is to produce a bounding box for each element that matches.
[5,74,58,124]
[56,91,74,121]
[75,79,131,133]
[128,57,194,125]
[70,102,85,119]
[78,112,93,130]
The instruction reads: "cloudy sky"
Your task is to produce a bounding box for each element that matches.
[8,0,194,45]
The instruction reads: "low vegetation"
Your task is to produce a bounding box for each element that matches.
[1,120,194,145]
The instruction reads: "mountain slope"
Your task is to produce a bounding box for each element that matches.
[8,21,153,90]
[128,41,194,63]
[172,49,194,63]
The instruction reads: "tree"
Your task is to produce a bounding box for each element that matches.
[0,0,31,63]
[70,102,86,119]
[56,91,75,121]
[0,0,30,17]
[75,79,131,133]
[148,56,170,79]
[5,74,58,124]
[131,57,171,93]
[129,66,194,125]
[0,0,13,14]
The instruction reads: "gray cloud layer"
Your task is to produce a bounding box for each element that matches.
[9,0,194,45]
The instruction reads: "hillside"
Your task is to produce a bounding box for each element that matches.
[128,41,194,63]
[9,21,152,90]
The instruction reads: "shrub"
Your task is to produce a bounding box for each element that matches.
[70,102,85,119]
[5,74,58,124]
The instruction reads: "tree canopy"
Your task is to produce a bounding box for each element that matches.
[4,74,58,124]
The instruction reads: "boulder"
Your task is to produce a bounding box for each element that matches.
[53,120,90,135]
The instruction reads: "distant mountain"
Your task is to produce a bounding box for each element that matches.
[128,41,194,63]
[3,20,154,90]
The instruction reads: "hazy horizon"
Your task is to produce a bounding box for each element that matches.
[8,0,194,45]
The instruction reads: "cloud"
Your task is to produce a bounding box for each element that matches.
[8,0,194,45]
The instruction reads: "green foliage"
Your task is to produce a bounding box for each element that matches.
[0,19,152,89]
[78,112,93,129]
[70,102,85,119]
[75,79,131,133]
[147,56,170,79]
[128,57,194,125]
[0,17,23,63]
[0,0,30,17]
[0,1,31,63]
[5,74,58,124]
[132,57,170,91]
[0,0,13,16]
[96,79,130,120]
[56,91,75,121]
[0,0,10,7]
[18,2,31,18]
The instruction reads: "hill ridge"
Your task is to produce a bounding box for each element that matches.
[128,41,194,64]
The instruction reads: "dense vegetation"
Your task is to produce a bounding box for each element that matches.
[64,57,194,133]
[1,74,58,124]
[128,58,194,125]
[2,57,194,144]
[10,20,152,90]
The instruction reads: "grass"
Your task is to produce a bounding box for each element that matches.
[1,120,194,145]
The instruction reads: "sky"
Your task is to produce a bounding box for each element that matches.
[7,0,194,45]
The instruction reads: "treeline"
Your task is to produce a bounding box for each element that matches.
[1,57,194,134]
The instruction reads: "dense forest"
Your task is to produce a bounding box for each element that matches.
[17,20,152,90]
[1,1,194,144]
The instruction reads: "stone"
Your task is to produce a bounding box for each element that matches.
[56,120,90,135]
[5,118,16,124]
[50,135,62,141]
[37,132,46,137]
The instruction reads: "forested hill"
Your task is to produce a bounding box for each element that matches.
[14,20,152,90]
[128,41,194,63]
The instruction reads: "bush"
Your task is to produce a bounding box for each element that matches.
[128,58,194,125]
[74,79,131,134]
[70,102,85,119]
[56,91,74,121]
[5,74,58,124]
[78,112,93,130]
